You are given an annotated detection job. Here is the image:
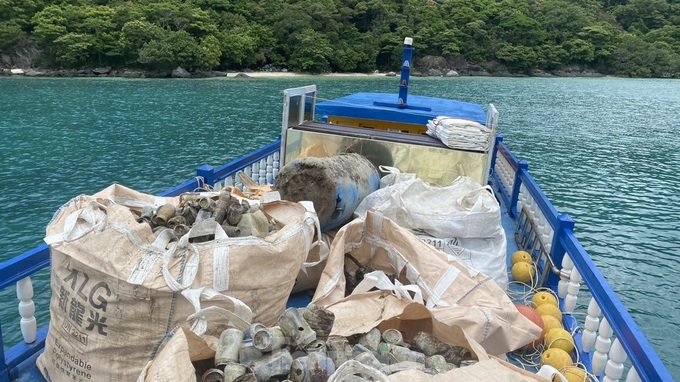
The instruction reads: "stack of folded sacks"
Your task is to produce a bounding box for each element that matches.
[426,116,492,151]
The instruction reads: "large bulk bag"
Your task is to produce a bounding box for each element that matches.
[37,184,318,382]
[354,171,508,289]
[312,211,540,355]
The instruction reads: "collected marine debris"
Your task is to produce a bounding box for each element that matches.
[274,153,380,232]
[192,305,475,382]
[133,188,276,240]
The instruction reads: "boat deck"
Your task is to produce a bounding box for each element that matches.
[14,353,42,382]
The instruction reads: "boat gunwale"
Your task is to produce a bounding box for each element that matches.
[492,138,673,382]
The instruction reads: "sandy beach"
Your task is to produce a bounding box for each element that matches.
[240,71,394,78]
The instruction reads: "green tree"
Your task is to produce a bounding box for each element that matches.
[31,5,68,45]
[218,27,255,68]
[437,0,498,64]
[0,0,45,29]
[494,7,547,47]
[0,21,24,52]
[288,28,333,73]
[53,32,95,67]
[578,23,618,68]
[216,22,278,68]
[122,20,164,49]
[495,43,539,72]
[73,5,115,35]
[614,0,669,31]
[137,39,174,69]
[138,30,201,69]
[331,37,372,72]
[536,0,594,44]
[120,19,164,63]
[563,38,595,64]
[610,34,679,77]
[643,25,680,54]
[198,34,221,69]
[69,6,120,64]
[459,19,491,63]
[535,43,567,70]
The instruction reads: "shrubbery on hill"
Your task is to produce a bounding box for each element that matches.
[1,0,678,77]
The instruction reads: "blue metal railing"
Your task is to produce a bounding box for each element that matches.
[491,135,673,382]
[0,245,51,382]
[158,139,282,197]
[0,139,282,382]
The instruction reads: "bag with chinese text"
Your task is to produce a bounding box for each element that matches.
[37,184,317,381]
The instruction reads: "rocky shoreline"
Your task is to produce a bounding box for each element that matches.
[0,58,606,79]
[0,66,234,78]
[0,66,606,79]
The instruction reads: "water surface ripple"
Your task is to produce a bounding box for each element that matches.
[1,76,678,379]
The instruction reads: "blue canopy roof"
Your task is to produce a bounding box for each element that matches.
[316,92,488,126]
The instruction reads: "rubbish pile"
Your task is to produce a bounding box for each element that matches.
[135,188,274,239]
[192,305,475,382]
[39,184,317,382]
[38,154,548,382]
[275,153,380,231]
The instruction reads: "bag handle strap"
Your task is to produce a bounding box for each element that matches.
[182,287,252,334]
[298,201,330,273]
[161,219,232,291]
[351,270,424,304]
[537,365,569,382]
[161,235,200,292]
[45,200,107,245]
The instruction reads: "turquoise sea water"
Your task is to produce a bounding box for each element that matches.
[1,76,678,379]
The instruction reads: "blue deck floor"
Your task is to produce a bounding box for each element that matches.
[14,352,43,382]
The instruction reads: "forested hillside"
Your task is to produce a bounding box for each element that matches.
[1,0,679,77]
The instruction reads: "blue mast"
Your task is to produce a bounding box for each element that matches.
[397,37,414,108]
[372,37,430,111]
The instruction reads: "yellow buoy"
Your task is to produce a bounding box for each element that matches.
[544,327,575,353]
[531,291,558,309]
[560,365,592,382]
[511,250,532,265]
[540,347,573,370]
[541,314,563,334]
[535,303,562,322]
[511,261,535,284]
